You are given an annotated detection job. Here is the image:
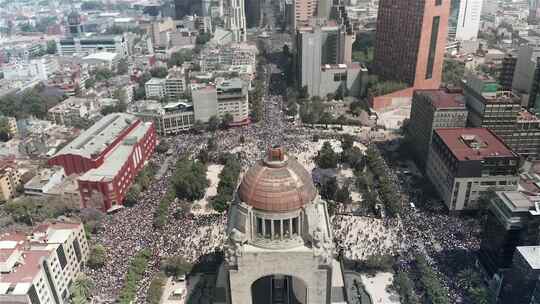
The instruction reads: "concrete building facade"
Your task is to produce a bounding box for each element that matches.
[296,22,357,97]
[455,0,483,41]
[192,78,250,124]
[373,0,450,90]
[56,35,128,57]
[0,165,22,201]
[48,114,157,211]
[145,78,167,100]
[0,222,89,304]
[426,128,520,212]
[479,191,540,276]
[129,100,195,135]
[406,88,468,169]
[226,0,247,42]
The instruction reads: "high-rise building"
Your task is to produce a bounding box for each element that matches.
[245,0,261,28]
[499,246,540,303]
[479,191,540,276]
[292,0,317,29]
[531,0,540,23]
[191,78,250,124]
[500,53,517,91]
[464,73,540,158]
[455,0,483,41]
[425,128,520,212]
[226,0,247,42]
[406,88,468,169]
[0,222,89,304]
[296,21,358,97]
[67,11,83,37]
[373,0,450,90]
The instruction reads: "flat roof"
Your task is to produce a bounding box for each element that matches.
[146,77,166,85]
[79,121,152,181]
[83,52,118,62]
[0,250,50,285]
[435,128,516,161]
[416,89,466,109]
[54,113,139,160]
[496,191,534,211]
[516,246,540,269]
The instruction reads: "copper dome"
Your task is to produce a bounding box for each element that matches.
[238,147,317,212]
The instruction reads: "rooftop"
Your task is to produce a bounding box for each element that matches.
[82,52,118,62]
[518,110,540,122]
[78,121,152,181]
[48,96,94,113]
[415,89,466,109]
[496,191,535,211]
[435,128,516,161]
[54,113,139,160]
[237,147,317,212]
[516,246,540,269]
[146,78,166,85]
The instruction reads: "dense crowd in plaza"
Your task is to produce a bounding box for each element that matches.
[82,58,483,304]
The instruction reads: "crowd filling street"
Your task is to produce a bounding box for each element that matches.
[85,54,482,304]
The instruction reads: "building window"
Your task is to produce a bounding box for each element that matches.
[426,16,440,79]
[435,0,442,5]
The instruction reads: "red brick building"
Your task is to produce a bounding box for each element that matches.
[49,114,157,211]
[371,0,450,109]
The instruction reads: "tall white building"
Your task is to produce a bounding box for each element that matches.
[226,0,247,42]
[455,0,483,41]
[0,222,89,304]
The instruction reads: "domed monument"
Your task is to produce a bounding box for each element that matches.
[215,146,348,304]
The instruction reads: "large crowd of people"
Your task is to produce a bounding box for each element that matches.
[84,54,482,304]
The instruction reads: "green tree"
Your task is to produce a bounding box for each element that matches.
[46,40,57,54]
[167,50,193,67]
[116,59,129,75]
[94,68,113,81]
[87,244,106,269]
[335,184,352,204]
[416,254,449,304]
[70,273,94,301]
[124,184,141,207]
[393,271,420,304]
[196,33,212,45]
[156,141,170,154]
[150,66,168,78]
[221,113,234,129]
[161,256,192,277]
[173,159,209,201]
[147,273,167,304]
[319,111,333,128]
[316,141,338,169]
[442,59,466,87]
[321,177,338,201]
[192,120,205,134]
[207,115,220,132]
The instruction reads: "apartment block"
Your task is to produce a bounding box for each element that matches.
[129,100,195,135]
[145,78,167,100]
[0,222,89,304]
[192,78,250,125]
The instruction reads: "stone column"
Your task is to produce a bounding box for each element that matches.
[280,220,283,240]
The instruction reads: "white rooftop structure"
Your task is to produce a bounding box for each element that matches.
[82,52,118,62]
[54,113,138,159]
[79,120,152,181]
[516,246,540,270]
